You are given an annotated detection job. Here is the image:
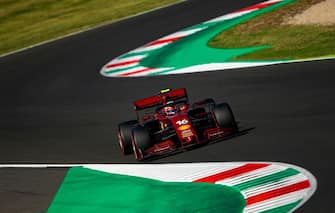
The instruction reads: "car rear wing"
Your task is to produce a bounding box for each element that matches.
[134,88,188,110]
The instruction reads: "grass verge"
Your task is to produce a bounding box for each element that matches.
[0,0,182,56]
[208,0,335,60]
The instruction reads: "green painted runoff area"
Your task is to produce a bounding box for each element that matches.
[209,0,335,60]
[0,0,182,56]
[47,167,245,213]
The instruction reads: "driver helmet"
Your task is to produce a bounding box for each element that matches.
[163,105,176,116]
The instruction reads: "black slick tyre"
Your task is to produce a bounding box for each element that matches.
[118,120,138,155]
[132,126,152,160]
[213,103,237,130]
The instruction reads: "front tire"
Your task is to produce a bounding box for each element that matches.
[213,103,237,130]
[118,120,138,155]
[132,126,153,160]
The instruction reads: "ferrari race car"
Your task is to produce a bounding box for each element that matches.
[117,88,238,160]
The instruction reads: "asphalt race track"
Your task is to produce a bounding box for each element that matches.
[0,0,334,212]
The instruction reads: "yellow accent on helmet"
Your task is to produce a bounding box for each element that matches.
[160,88,171,94]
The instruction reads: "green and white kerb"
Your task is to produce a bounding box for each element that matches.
[46,162,316,213]
[100,0,295,77]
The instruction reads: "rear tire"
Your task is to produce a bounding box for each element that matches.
[132,126,153,160]
[213,103,237,130]
[118,120,138,155]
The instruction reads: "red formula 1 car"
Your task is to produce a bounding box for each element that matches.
[117,88,238,160]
